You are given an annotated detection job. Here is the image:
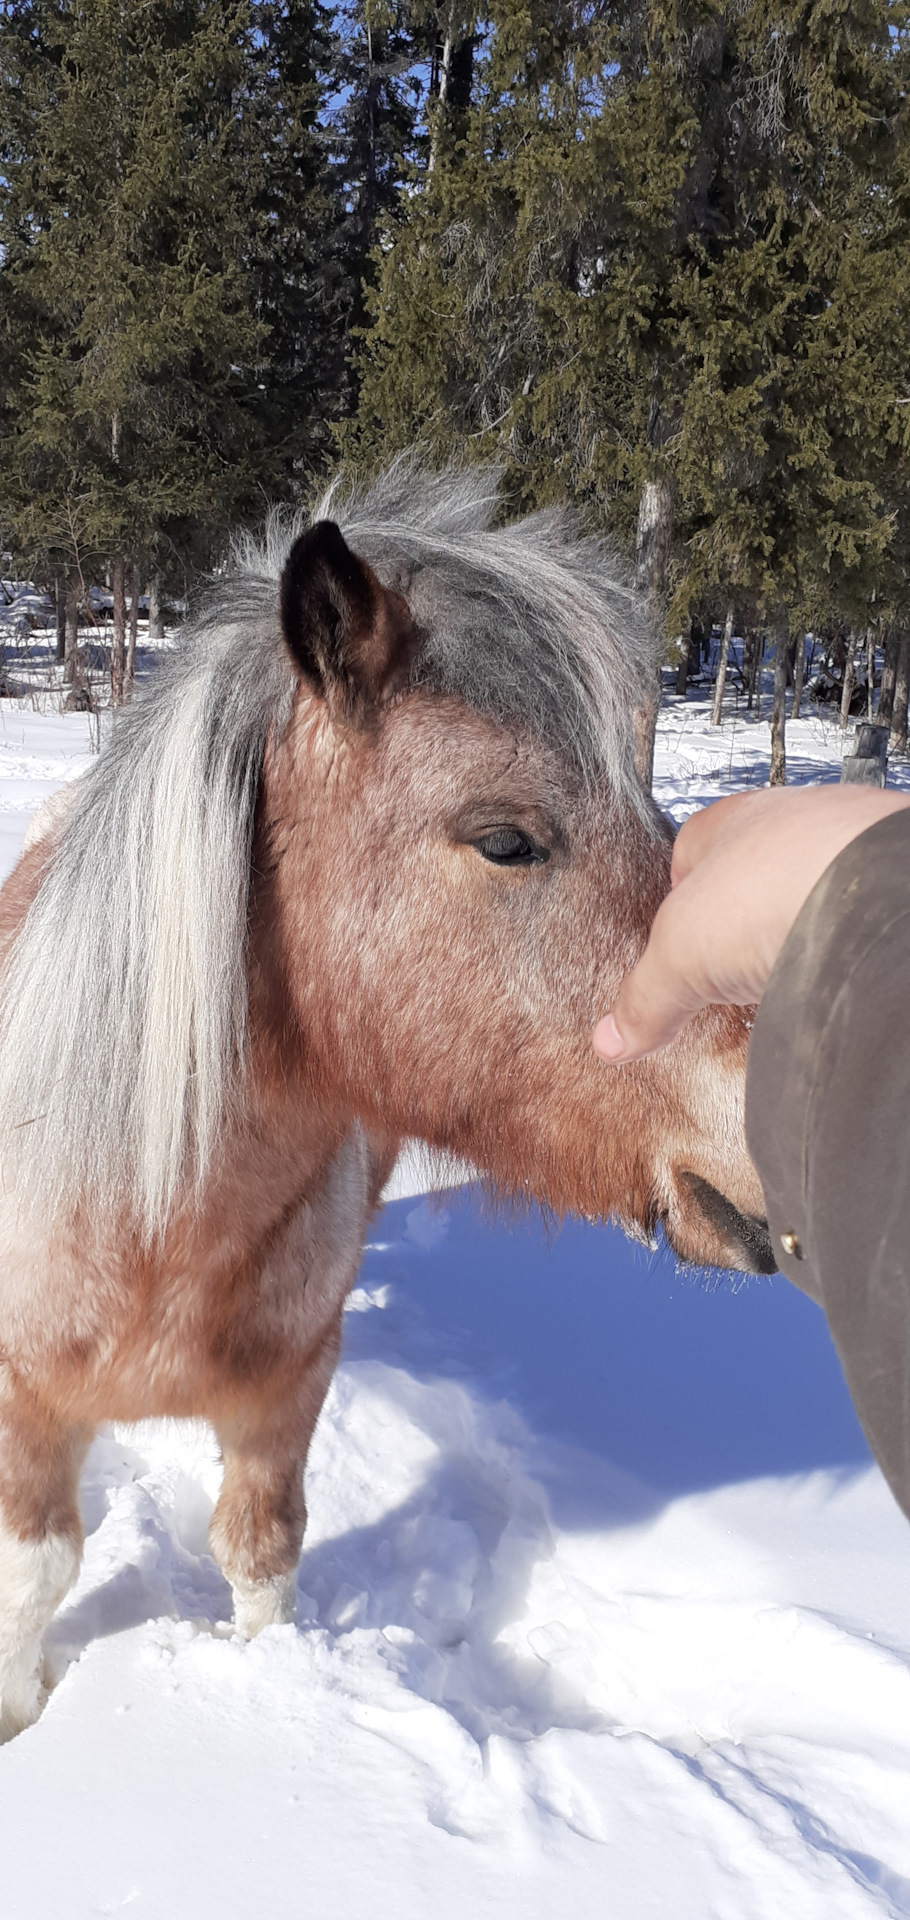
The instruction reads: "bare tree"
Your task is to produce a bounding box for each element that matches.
[54,566,66,665]
[769,613,788,786]
[63,569,80,687]
[633,472,673,789]
[878,627,900,726]
[110,554,126,705]
[147,571,163,642]
[840,632,858,730]
[889,632,910,755]
[125,563,140,699]
[711,605,735,726]
[744,629,763,712]
[791,629,807,720]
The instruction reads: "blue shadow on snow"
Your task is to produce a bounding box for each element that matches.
[354,1189,872,1500]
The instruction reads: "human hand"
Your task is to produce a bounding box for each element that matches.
[593,785,910,1063]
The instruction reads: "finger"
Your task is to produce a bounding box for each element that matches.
[592,981,701,1062]
[592,900,706,1062]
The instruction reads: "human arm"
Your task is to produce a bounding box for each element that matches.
[592,787,910,1063]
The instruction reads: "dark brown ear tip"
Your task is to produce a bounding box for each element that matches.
[280,519,367,619]
[279,518,416,711]
[279,520,375,685]
[283,520,356,587]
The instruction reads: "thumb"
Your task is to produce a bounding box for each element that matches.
[592,903,703,1063]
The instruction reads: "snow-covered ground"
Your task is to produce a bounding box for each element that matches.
[1,672,909,1920]
[0,705,96,873]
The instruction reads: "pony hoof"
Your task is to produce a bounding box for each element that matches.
[231,1572,297,1639]
[0,1675,46,1744]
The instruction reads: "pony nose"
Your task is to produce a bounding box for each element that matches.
[677,1171,777,1275]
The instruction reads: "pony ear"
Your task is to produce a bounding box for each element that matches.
[279,520,416,715]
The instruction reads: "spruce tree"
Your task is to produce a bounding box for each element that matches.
[348,0,910,787]
[243,0,342,487]
[0,0,265,691]
[329,0,424,416]
[673,0,908,777]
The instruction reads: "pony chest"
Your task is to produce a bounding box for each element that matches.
[0,1136,372,1421]
[113,1198,359,1413]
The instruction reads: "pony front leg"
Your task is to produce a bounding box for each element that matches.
[0,1408,89,1742]
[209,1443,305,1637]
[209,1313,344,1639]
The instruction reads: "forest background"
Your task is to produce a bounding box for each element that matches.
[1,0,909,778]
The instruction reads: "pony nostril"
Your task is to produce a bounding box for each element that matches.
[678,1171,778,1275]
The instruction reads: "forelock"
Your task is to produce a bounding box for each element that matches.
[301,461,660,805]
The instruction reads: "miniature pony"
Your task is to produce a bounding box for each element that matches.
[0,468,770,1739]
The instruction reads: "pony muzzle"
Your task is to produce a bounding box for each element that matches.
[668,1169,777,1275]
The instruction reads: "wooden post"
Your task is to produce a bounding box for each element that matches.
[841,722,889,787]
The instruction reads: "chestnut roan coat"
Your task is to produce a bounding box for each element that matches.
[0,468,772,1741]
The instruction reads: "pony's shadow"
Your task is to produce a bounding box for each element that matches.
[360,1190,873,1504]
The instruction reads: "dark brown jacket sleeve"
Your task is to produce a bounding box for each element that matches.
[746,806,910,1521]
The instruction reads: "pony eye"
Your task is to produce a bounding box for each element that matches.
[472,829,549,867]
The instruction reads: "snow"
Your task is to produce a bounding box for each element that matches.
[1,668,909,1919]
[653,685,910,816]
[0,706,95,874]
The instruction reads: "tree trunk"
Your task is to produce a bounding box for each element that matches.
[63,570,80,687]
[711,605,734,726]
[54,567,66,664]
[889,632,910,756]
[791,629,807,720]
[745,629,763,712]
[878,627,900,726]
[840,632,858,730]
[147,571,163,642]
[675,635,688,697]
[428,12,475,170]
[867,627,875,721]
[111,554,126,706]
[635,476,673,606]
[633,474,673,793]
[428,18,453,172]
[125,563,140,700]
[744,631,755,711]
[769,612,788,786]
[676,619,703,696]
